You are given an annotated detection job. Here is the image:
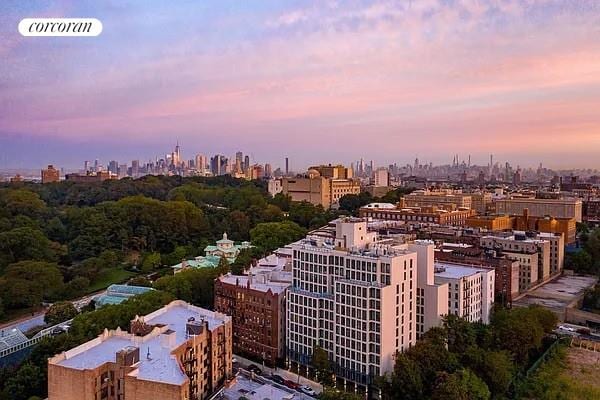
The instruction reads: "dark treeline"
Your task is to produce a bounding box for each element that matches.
[0,175,339,320]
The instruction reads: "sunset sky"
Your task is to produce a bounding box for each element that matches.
[1,0,600,169]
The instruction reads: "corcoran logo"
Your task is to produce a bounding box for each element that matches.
[18,18,102,37]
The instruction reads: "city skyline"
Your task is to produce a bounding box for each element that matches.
[2,1,600,169]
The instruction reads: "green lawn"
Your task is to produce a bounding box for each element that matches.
[87,268,137,293]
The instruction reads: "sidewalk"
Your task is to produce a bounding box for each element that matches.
[233,354,323,393]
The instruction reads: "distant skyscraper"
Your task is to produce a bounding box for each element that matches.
[131,160,140,177]
[108,160,118,175]
[244,155,250,172]
[211,154,227,176]
[195,154,207,173]
[84,160,90,173]
[264,163,272,178]
[285,157,289,175]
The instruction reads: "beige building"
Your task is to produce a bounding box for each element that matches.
[48,301,232,400]
[469,192,493,215]
[494,198,583,222]
[403,190,473,210]
[480,233,560,291]
[287,218,419,392]
[409,241,449,340]
[282,165,360,208]
[360,203,476,226]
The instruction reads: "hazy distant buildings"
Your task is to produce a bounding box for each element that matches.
[373,167,389,187]
[41,164,60,183]
[65,171,114,183]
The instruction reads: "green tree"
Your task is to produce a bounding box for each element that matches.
[1,362,44,400]
[312,345,333,386]
[583,283,600,311]
[444,315,477,354]
[129,276,152,287]
[141,252,162,272]
[406,332,459,396]
[62,276,90,298]
[0,189,47,218]
[338,192,373,215]
[382,351,423,400]
[463,347,514,397]
[0,227,60,270]
[490,306,545,365]
[432,369,490,400]
[271,193,292,212]
[564,250,593,274]
[44,301,78,325]
[250,221,306,253]
[0,261,64,309]
[288,201,325,228]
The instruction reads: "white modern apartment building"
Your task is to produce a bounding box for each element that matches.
[409,240,449,340]
[434,262,495,324]
[287,218,418,392]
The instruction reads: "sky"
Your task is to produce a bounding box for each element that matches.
[1,0,600,170]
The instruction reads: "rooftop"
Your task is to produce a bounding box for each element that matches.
[434,262,487,279]
[221,373,312,400]
[219,273,290,294]
[513,274,598,315]
[53,301,230,385]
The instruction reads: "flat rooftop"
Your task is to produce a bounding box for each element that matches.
[219,274,290,294]
[222,373,312,400]
[434,262,486,279]
[54,301,230,385]
[513,274,598,315]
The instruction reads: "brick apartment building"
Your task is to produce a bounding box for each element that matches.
[214,272,289,366]
[48,301,232,400]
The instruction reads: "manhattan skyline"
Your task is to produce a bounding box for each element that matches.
[2,1,600,169]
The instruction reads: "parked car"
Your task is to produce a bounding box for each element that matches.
[558,325,575,332]
[284,380,299,390]
[299,385,317,397]
[576,327,591,335]
[269,374,285,385]
[246,364,262,375]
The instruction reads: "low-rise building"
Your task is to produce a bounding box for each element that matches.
[494,198,583,222]
[435,247,520,306]
[360,203,476,226]
[481,233,550,291]
[403,189,473,210]
[48,301,232,400]
[173,233,252,273]
[94,284,154,308]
